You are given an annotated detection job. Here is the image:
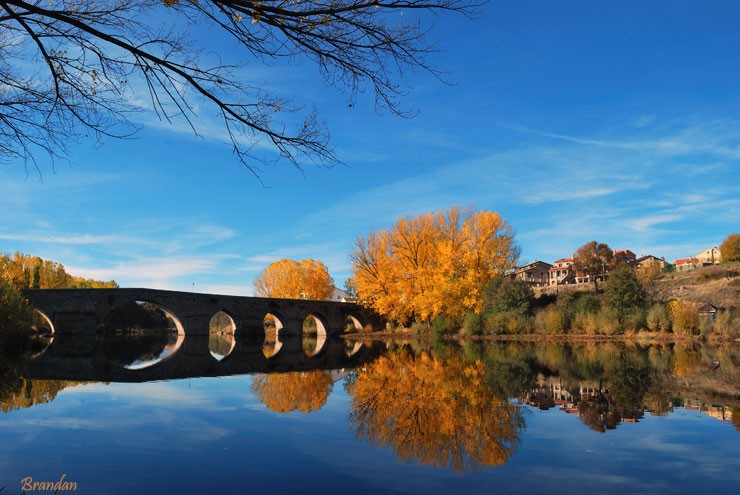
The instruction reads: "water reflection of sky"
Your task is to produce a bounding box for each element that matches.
[1,373,738,495]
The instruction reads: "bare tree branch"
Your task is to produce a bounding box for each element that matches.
[0,0,483,177]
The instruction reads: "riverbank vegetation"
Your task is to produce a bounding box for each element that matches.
[0,277,34,353]
[343,218,739,342]
[379,262,740,342]
[1,251,118,356]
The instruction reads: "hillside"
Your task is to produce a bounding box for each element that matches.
[652,264,740,309]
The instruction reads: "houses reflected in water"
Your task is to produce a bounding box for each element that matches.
[523,375,737,431]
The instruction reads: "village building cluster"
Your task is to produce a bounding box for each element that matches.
[674,247,723,272]
[513,246,723,288]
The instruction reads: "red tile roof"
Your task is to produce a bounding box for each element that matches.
[614,249,636,258]
[675,257,697,265]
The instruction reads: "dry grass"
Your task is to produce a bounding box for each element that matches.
[653,264,740,309]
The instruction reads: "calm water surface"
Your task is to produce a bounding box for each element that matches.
[1,336,738,494]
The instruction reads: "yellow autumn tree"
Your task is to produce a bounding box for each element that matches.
[253,259,334,300]
[0,251,118,289]
[349,207,518,322]
[250,371,334,413]
[348,348,523,472]
[668,299,700,336]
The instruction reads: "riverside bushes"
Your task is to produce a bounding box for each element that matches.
[431,316,458,340]
[713,307,740,339]
[484,310,530,335]
[406,268,737,341]
[470,277,536,335]
[646,304,671,332]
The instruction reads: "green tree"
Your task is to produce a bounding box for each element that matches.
[602,263,645,325]
[720,233,740,263]
[1,0,478,176]
[31,265,40,289]
[483,276,534,316]
[573,241,614,291]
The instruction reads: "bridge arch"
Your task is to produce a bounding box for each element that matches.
[342,314,365,333]
[98,300,186,370]
[209,310,236,361]
[33,309,55,335]
[302,313,328,357]
[29,310,55,359]
[101,299,185,335]
[263,312,286,358]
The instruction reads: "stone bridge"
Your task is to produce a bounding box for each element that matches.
[22,288,384,338]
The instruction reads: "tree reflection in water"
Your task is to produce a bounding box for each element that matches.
[251,371,334,413]
[0,354,86,414]
[348,347,524,473]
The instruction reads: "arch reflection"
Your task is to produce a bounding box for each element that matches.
[263,313,284,358]
[30,310,54,358]
[209,311,236,361]
[302,314,327,357]
[98,300,185,369]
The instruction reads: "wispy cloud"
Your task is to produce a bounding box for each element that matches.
[623,214,682,232]
[507,119,740,160]
[0,232,123,245]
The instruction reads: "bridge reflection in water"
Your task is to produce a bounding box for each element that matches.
[26,333,380,383]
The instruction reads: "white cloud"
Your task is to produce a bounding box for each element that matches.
[65,255,231,287]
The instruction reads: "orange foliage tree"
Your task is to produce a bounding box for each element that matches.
[253,259,334,300]
[251,371,334,413]
[349,207,518,323]
[348,348,523,472]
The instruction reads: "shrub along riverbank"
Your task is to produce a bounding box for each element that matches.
[0,278,33,353]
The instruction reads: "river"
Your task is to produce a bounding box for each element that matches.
[1,335,738,494]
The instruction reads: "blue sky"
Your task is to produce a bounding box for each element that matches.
[1,0,738,295]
